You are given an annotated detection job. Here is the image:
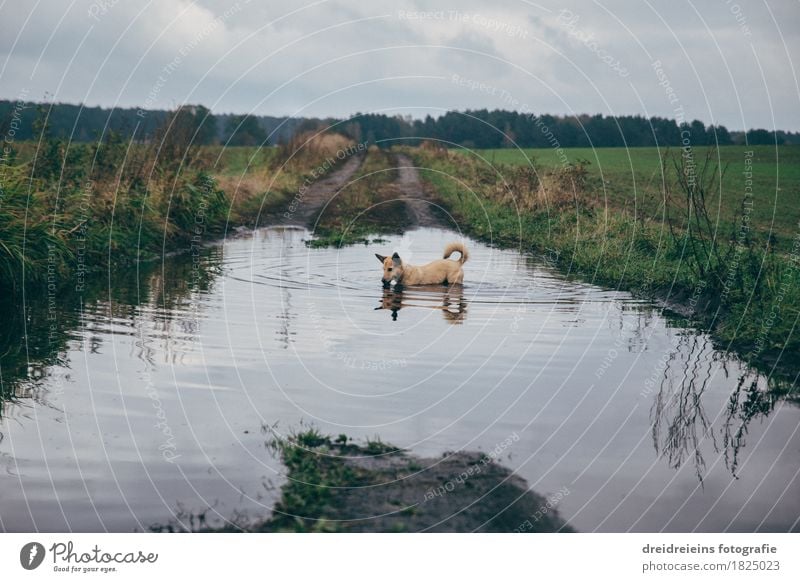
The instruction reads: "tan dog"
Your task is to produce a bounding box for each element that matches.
[375,242,468,287]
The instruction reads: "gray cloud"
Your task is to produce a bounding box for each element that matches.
[1,0,798,129]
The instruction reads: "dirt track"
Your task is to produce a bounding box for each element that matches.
[271,150,447,232]
[279,152,365,226]
[387,153,444,228]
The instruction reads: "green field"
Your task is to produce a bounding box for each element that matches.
[206,145,278,177]
[463,146,800,251]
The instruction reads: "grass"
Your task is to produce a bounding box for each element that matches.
[0,130,354,292]
[207,145,279,177]
[470,146,800,253]
[410,145,800,380]
[258,428,385,532]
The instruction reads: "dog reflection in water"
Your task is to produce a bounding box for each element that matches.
[376,287,467,323]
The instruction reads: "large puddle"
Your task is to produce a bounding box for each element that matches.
[1,227,798,532]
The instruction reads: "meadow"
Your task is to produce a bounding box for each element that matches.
[467,146,800,252]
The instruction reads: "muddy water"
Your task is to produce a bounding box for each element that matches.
[1,227,798,532]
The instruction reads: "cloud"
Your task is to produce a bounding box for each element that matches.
[0,0,797,129]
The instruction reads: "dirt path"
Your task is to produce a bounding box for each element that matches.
[279,152,365,226]
[268,151,444,231]
[388,153,445,228]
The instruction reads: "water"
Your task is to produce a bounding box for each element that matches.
[1,227,798,532]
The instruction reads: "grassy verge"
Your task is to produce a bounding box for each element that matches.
[408,145,800,381]
[258,429,397,532]
[0,121,354,292]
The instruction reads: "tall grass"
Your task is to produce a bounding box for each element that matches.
[0,163,70,289]
[0,110,353,292]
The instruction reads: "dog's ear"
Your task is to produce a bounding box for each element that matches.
[375,253,386,263]
[392,252,402,266]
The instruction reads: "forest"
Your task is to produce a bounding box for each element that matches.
[2,99,798,149]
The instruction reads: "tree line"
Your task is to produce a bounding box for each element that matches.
[2,99,798,148]
[346,110,800,148]
[0,101,316,147]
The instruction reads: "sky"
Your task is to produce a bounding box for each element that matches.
[1,0,799,130]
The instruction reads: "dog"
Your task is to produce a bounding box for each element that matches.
[375,242,468,288]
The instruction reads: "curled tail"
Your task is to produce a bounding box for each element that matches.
[443,241,468,264]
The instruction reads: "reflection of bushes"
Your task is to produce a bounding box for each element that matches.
[649,331,798,482]
[0,245,223,422]
[0,293,65,420]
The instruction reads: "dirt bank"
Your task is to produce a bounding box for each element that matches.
[258,432,573,533]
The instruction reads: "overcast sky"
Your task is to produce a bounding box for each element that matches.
[1,0,798,130]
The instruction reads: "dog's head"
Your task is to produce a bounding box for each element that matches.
[375,252,403,288]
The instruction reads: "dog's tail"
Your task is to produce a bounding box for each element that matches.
[443,241,468,264]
